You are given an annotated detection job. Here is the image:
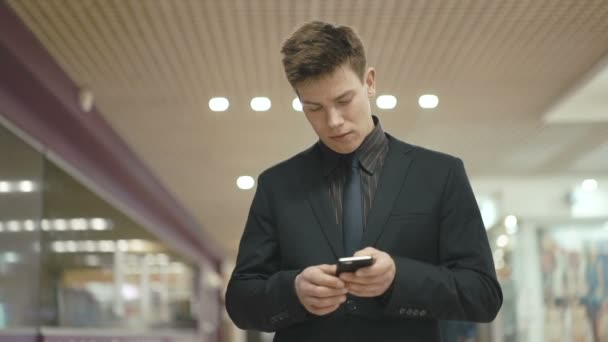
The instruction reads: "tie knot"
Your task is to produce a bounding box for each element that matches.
[344,153,359,169]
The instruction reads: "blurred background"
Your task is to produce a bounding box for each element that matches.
[1,1,607,341]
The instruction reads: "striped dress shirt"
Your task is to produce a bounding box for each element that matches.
[319,115,389,228]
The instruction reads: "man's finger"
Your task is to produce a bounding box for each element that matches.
[318,264,338,275]
[306,266,345,288]
[301,282,348,297]
[308,294,346,309]
[355,261,389,277]
[309,303,340,316]
[309,284,349,297]
[353,247,379,257]
[340,273,386,286]
[347,283,385,297]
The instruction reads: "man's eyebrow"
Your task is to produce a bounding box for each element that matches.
[334,90,354,101]
[300,90,355,105]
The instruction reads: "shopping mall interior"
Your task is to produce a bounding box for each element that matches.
[1,1,608,341]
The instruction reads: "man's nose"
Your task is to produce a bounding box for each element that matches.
[326,107,344,128]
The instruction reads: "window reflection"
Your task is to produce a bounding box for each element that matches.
[40,161,200,331]
[0,123,43,329]
[0,122,202,334]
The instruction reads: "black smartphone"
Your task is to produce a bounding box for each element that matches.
[336,255,374,275]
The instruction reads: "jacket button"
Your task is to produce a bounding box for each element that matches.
[412,309,419,316]
[420,310,427,316]
[399,308,406,315]
[346,299,357,312]
[406,308,413,315]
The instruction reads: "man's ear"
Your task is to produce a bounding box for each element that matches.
[365,67,376,97]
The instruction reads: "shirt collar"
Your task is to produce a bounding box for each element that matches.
[318,115,387,176]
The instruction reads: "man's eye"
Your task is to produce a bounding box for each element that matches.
[338,98,352,105]
[308,106,322,112]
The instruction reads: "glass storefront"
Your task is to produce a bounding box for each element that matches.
[539,223,608,342]
[0,117,44,330]
[0,120,206,339]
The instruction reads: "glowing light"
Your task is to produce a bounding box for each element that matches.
[209,97,230,112]
[250,97,271,111]
[376,95,397,109]
[292,98,303,112]
[237,176,255,190]
[90,218,109,231]
[418,94,439,109]
[18,180,34,192]
[582,179,598,192]
[496,234,510,248]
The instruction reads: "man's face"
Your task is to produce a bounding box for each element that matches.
[296,65,376,154]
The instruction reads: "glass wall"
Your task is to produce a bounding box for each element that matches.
[0,117,44,332]
[39,159,200,331]
[0,120,210,340]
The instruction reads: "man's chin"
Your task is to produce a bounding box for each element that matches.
[327,144,357,155]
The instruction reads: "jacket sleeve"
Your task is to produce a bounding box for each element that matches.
[225,173,309,331]
[383,158,503,322]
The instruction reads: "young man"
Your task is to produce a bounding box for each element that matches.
[226,21,502,341]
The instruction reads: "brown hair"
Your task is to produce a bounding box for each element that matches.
[281,21,367,88]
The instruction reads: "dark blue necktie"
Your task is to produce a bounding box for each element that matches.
[342,153,363,257]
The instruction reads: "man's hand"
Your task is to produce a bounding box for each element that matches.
[295,264,348,316]
[339,247,396,297]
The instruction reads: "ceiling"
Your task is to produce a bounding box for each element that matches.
[7,0,608,258]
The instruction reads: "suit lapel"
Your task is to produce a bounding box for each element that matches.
[305,146,344,258]
[361,136,414,248]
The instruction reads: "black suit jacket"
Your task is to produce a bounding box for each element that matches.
[226,134,502,342]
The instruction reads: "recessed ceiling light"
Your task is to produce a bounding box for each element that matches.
[582,179,598,192]
[3,252,19,263]
[496,234,509,248]
[237,176,255,190]
[52,241,66,253]
[250,97,271,111]
[0,181,11,193]
[504,215,518,235]
[18,180,34,192]
[129,239,144,252]
[209,97,229,112]
[376,95,397,109]
[504,215,518,229]
[418,94,439,109]
[24,220,36,231]
[65,240,78,253]
[7,220,20,232]
[54,219,67,231]
[41,219,51,231]
[90,218,109,230]
[70,218,88,231]
[100,240,117,252]
[292,97,303,112]
[117,240,129,252]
